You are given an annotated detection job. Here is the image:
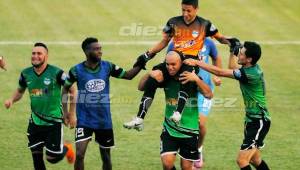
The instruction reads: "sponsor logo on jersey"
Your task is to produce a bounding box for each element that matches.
[44,78,51,85]
[192,30,199,38]
[85,79,105,92]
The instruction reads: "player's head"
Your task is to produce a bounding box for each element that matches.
[31,42,48,68]
[238,41,261,66]
[181,0,198,23]
[165,51,183,76]
[82,37,102,63]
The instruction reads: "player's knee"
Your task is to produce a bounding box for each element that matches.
[150,70,164,83]
[250,156,261,167]
[236,157,249,167]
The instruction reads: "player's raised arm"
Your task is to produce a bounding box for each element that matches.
[184,59,235,79]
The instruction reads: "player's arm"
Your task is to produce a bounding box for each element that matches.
[62,68,77,128]
[110,62,143,80]
[184,59,235,79]
[138,73,150,91]
[209,40,222,86]
[179,71,213,99]
[148,32,172,55]
[4,73,27,109]
[0,56,7,71]
[228,52,241,69]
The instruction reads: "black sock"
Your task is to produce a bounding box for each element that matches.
[175,90,189,114]
[256,160,270,170]
[171,166,176,170]
[47,146,68,164]
[137,77,158,119]
[32,153,46,170]
[241,165,252,170]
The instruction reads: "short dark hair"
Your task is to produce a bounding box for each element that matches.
[182,0,198,8]
[34,42,48,52]
[244,41,261,65]
[82,37,98,51]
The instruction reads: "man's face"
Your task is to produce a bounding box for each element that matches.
[31,47,47,68]
[238,47,252,65]
[166,53,182,76]
[86,42,102,63]
[181,4,198,23]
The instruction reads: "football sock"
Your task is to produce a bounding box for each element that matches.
[32,153,46,170]
[256,160,270,170]
[137,77,158,119]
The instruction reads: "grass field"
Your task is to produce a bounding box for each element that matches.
[0,0,300,169]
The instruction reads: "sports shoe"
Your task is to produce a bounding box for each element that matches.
[64,141,75,164]
[193,151,204,169]
[123,117,144,131]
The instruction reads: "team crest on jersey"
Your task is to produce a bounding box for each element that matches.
[44,78,51,85]
[85,79,105,92]
[192,30,199,38]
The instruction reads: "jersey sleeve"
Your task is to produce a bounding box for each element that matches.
[205,20,219,37]
[233,68,248,83]
[162,19,175,36]
[18,73,27,89]
[109,62,126,78]
[208,39,218,59]
[56,69,67,86]
[64,67,77,88]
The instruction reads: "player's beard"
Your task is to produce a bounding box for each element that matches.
[88,54,100,63]
[32,60,45,68]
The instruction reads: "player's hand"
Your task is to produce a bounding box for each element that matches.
[183,59,199,67]
[213,76,221,86]
[0,56,7,71]
[170,111,181,124]
[227,38,242,56]
[179,71,198,84]
[68,114,77,129]
[133,51,156,70]
[4,99,13,109]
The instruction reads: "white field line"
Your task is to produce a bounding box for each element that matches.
[0,40,300,46]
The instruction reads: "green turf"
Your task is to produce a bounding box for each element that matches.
[0,0,300,169]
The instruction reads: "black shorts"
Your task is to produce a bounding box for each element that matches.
[75,126,114,148]
[27,120,64,156]
[241,118,271,150]
[160,128,199,161]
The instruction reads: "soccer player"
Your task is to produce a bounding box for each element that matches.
[4,42,75,170]
[62,37,145,170]
[124,0,233,130]
[137,51,212,170]
[184,41,271,170]
[0,56,6,70]
[167,38,222,168]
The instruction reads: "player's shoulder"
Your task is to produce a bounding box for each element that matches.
[167,16,183,23]
[21,66,33,75]
[47,64,63,72]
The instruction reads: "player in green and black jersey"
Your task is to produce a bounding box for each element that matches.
[4,43,75,170]
[132,51,212,170]
[184,41,271,170]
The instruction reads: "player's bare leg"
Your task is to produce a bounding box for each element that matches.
[181,158,193,170]
[194,114,207,168]
[237,148,257,169]
[161,153,177,170]
[100,148,112,170]
[250,149,270,170]
[75,140,90,170]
